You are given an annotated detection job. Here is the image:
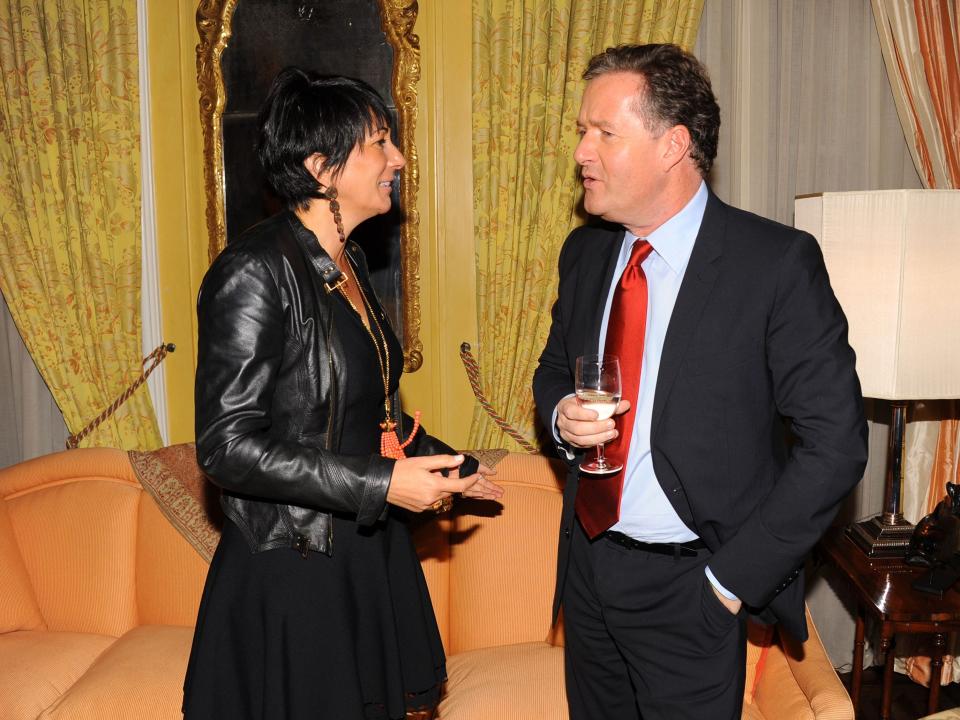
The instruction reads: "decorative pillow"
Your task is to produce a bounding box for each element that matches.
[0,498,45,632]
[459,448,509,469]
[128,443,222,562]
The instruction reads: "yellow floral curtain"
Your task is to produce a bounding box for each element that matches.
[470,0,704,450]
[0,1,162,450]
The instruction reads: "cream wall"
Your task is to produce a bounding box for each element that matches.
[146,1,479,448]
[146,0,208,445]
[402,1,478,449]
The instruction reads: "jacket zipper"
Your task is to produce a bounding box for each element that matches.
[325,307,336,554]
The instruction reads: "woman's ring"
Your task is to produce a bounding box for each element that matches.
[430,497,453,513]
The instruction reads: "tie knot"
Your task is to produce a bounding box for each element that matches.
[628,239,653,268]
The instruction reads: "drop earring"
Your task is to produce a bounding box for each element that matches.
[327,187,344,244]
[317,183,345,244]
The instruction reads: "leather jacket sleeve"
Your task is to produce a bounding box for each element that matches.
[195,245,394,525]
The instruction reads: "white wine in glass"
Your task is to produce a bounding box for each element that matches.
[575,354,622,474]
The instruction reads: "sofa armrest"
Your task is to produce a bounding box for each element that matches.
[753,643,815,720]
[754,608,853,720]
[780,608,854,720]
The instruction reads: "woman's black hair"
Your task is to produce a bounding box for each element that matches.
[257,67,392,210]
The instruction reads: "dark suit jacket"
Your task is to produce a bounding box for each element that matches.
[532,191,868,640]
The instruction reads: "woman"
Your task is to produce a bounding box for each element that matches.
[183,67,502,720]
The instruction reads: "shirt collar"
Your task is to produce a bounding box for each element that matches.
[624,180,708,275]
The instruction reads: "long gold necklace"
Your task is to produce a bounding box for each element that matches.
[336,259,420,458]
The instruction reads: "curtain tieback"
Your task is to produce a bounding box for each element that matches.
[459,342,537,453]
[66,343,176,449]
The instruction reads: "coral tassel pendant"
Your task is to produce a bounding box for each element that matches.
[380,411,421,459]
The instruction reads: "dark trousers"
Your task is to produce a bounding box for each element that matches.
[563,522,747,720]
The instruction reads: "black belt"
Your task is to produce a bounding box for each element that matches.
[601,530,707,558]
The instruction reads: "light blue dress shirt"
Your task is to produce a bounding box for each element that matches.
[561,181,737,601]
[599,184,706,544]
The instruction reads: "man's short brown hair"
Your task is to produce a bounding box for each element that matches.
[584,44,720,176]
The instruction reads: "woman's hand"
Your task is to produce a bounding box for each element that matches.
[387,455,477,513]
[458,462,503,501]
[387,456,505,513]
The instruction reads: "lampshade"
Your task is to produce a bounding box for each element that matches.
[795,190,960,401]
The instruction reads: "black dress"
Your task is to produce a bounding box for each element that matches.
[182,275,445,719]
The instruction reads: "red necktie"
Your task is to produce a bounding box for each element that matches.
[575,239,653,538]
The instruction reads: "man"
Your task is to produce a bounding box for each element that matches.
[532,44,867,720]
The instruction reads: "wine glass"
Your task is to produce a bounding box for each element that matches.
[575,354,622,474]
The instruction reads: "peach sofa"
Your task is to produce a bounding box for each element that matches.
[0,446,853,719]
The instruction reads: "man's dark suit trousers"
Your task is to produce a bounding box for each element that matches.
[564,521,747,720]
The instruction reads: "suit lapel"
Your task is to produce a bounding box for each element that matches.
[652,193,726,430]
[585,226,625,357]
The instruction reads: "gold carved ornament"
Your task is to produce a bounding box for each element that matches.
[195,0,423,372]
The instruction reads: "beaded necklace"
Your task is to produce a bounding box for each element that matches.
[337,257,420,459]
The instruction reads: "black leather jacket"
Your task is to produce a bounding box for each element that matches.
[195,211,455,556]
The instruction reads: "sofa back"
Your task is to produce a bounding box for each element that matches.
[0,448,207,637]
[134,492,209,627]
[0,446,565,653]
[0,448,563,653]
[412,453,566,656]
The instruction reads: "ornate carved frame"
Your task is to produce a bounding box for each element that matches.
[196,0,423,372]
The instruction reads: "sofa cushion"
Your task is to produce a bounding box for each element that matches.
[448,454,565,654]
[0,630,114,720]
[439,641,566,720]
[7,479,140,636]
[38,625,193,720]
[0,498,45,632]
[439,637,798,720]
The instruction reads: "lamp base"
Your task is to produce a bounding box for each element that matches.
[847,515,915,558]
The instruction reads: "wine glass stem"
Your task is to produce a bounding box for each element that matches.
[596,441,606,468]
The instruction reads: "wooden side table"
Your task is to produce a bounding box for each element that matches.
[818,527,960,719]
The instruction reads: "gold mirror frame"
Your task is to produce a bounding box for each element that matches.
[196,0,423,372]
